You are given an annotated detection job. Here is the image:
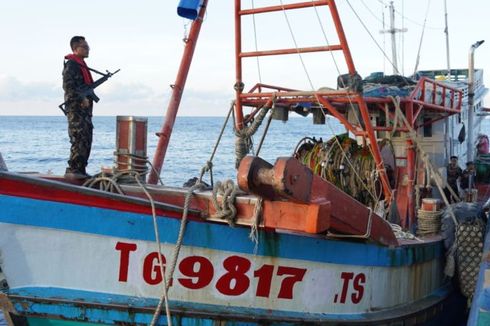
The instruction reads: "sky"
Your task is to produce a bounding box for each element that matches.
[0,0,489,116]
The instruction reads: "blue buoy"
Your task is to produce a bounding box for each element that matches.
[177,0,204,20]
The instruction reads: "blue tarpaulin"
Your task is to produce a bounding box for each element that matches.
[177,0,204,20]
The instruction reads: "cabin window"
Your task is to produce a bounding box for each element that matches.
[423,118,432,137]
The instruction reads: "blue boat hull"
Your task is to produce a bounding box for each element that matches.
[0,172,458,324]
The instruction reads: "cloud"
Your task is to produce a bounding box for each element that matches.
[97,82,163,102]
[0,75,60,101]
[0,74,233,116]
[0,75,164,103]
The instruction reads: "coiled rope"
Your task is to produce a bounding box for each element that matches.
[417,209,442,236]
[295,135,384,208]
[210,179,239,226]
[234,105,269,168]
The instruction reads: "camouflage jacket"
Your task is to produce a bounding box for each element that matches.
[447,164,462,185]
[62,60,91,109]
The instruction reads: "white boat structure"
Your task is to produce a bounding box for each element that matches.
[0,1,488,325]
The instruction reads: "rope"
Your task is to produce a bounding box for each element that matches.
[255,109,274,156]
[275,1,385,207]
[251,0,262,83]
[210,102,234,164]
[279,0,315,89]
[345,0,400,75]
[295,135,381,207]
[234,106,269,168]
[412,0,431,75]
[390,223,421,241]
[114,152,164,185]
[417,209,442,236]
[390,102,399,138]
[210,179,239,226]
[309,3,388,203]
[82,170,174,324]
[82,175,125,195]
[249,197,263,255]
[189,102,235,187]
[0,152,7,171]
[150,181,204,326]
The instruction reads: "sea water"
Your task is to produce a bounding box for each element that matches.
[0,115,341,323]
[0,115,345,185]
[1,115,489,325]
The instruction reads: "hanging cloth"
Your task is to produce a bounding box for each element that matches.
[64,54,93,85]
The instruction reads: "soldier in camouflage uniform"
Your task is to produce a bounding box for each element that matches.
[63,36,94,179]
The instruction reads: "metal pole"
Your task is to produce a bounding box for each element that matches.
[148,1,209,184]
[234,0,245,130]
[467,40,484,163]
[389,2,398,75]
[444,0,453,157]
[444,0,451,76]
[380,2,406,75]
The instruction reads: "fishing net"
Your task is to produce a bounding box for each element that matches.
[441,202,486,306]
[456,219,484,305]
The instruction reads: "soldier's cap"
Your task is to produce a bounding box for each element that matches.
[450,155,458,159]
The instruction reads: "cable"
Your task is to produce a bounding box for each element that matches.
[279,0,316,90]
[251,0,262,83]
[412,0,432,75]
[360,0,385,24]
[345,0,400,75]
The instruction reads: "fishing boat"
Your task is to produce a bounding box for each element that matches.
[0,1,488,325]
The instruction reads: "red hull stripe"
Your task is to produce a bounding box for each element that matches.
[0,172,189,219]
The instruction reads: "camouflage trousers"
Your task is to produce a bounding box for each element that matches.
[66,106,93,174]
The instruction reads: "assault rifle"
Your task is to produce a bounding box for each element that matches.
[59,68,120,115]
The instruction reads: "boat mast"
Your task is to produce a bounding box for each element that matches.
[467,40,485,163]
[380,1,406,75]
[443,0,451,76]
[148,1,209,185]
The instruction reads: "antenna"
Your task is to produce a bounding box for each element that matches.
[444,0,451,76]
[380,1,407,75]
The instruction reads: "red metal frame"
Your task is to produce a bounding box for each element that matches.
[147,1,465,228]
[232,0,464,226]
[233,0,392,201]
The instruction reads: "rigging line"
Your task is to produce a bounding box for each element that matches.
[310,3,372,145]
[309,1,343,82]
[300,0,376,196]
[360,0,384,25]
[382,4,386,74]
[413,0,431,75]
[306,1,380,202]
[279,0,315,90]
[345,0,400,75]
[182,18,191,41]
[392,6,443,30]
[251,0,262,83]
